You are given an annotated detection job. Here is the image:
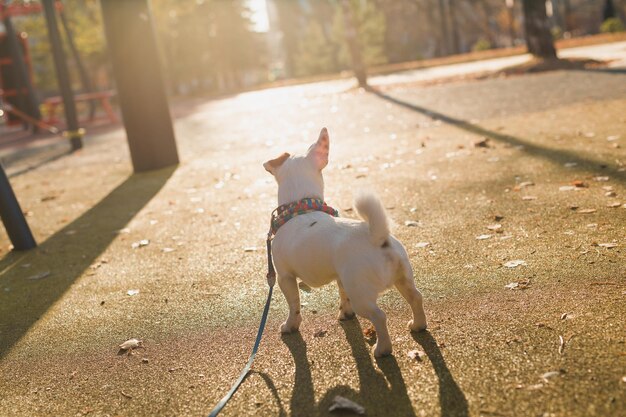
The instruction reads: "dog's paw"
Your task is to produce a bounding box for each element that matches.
[408,319,428,332]
[338,310,356,321]
[280,322,300,334]
[373,342,392,358]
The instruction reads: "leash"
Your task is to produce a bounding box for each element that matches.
[207,200,337,416]
[207,230,276,417]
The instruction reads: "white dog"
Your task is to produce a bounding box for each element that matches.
[263,128,427,357]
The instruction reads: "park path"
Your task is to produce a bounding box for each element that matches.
[0,49,625,417]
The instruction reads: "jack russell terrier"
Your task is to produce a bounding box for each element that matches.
[264,128,427,357]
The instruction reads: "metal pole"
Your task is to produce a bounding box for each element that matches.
[100,0,179,172]
[42,0,83,151]
[0,163,36,251]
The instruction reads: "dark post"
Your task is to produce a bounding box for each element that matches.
[42,0,83,151]
[0,164,36,250]
[100,0,179,172]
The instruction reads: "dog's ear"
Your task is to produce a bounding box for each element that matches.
[306,127,329,170]
[263,152,290,175]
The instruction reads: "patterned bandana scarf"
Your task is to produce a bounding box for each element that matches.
[270,198,339,236]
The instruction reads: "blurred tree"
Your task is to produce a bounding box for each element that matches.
[339,0,368,86]
[448,0,461,54]
[437,0,450,55]
[603,0,617,21]
[334,0,386,69]
[17,0,107,95]
[151,0,264,94]
[522,0,557,59]
[294,21,337,76]
[273,0,301,78]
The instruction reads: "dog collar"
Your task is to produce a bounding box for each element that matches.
[270,197,339,236]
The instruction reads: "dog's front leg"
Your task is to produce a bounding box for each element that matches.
[277,274,302,333]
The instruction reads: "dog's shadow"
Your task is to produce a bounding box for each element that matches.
[282,320,468,417]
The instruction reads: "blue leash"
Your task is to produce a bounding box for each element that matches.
[207,234,276,417]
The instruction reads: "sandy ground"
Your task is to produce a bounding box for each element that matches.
[0,63,625,417]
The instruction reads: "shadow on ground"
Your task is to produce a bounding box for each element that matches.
[367,86,626,185]
[0,167,175,359]
[413,331,469,417]
[281,320,467,417]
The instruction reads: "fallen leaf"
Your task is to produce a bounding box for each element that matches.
[313,329,327,338]
[505,279,531,290]
[120,390,133,399]
[476,234,492,240]
[607,135,620,141]
[570,180,587,188]
[415,242,430,248]
[560,312,571,320]
[118,338,142,353]
[243,246,257,252]
[127,289,140,296]
[131,239,150,249]
[518,181,534,188]
[404,220,420,227]
[521,196,537,201]
[593,176,609,182]
[26,271,51,280]
[473,138,490,148]
[577,209,597,214]
[363,327,376,339]
[607,202,622,208]
[494,215,504,221]
[598,242,618,248]
[162,247,175,253]
[503,260,526,268]
[486,224,502,231]
[559,186,577,192]
[541,371,562,381]
[298,282,312,292]
[329,396,365,415]
[407,349,426,361]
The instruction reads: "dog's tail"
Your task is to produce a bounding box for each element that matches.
[354,193,390,247]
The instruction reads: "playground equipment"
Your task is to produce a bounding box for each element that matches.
[0,0,116,149]
[0,0,179,251]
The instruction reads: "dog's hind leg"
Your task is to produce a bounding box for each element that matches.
[342,273,392,357]
[336,280,355,321]
[394,261,427,332]
[277,274,302,333]
[351,299,392,357]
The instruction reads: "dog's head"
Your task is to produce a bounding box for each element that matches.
[264,128,330,205]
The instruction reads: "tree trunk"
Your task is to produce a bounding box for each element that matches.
[603,0,616,21]
[437,0,450,56]
[448,0,461,54]
[341,0,368,87]
[522,0,557,59]
[561,0,572,32]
